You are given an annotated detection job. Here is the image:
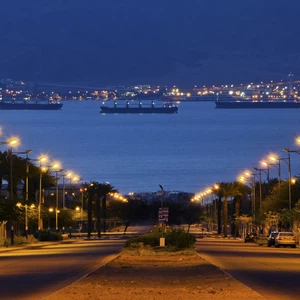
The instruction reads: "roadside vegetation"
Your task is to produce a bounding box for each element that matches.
[1,150,300,247]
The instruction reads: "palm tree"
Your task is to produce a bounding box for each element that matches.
[87,182,118,238]
[233,182,251,237]
[214,182,242,237]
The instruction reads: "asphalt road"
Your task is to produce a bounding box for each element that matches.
[0,240,125,300]
[196,239,300,300]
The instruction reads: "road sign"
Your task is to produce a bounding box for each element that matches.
[158,207,169,223]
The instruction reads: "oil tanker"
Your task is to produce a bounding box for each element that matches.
[0,100,63,110]
[215,100,300,109]
[100,100,178,114]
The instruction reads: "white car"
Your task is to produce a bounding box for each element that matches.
[274,232,296,248]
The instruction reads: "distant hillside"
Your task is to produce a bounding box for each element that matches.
[0,0,299,86]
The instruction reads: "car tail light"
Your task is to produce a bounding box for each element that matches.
[278,237,282,240]
[292,237,295,240]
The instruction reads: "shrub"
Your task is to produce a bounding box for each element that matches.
[165,229,196,250]
[2,234,38,247]
[125,233,160,248]
[34,230,63,241]
[125,228,196,250]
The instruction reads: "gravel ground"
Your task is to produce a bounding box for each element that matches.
[46,250,264,300]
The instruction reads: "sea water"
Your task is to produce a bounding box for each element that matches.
[0,100,298,195]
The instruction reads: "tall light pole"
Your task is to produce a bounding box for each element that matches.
[13,149,32,238]
[0,138,19,245]
[269,155,291,210]
[253,167,268,218]
[30,156,47,233]
[261,160,280,183]
[240,174,256,223]
[159,184,164,208]
[62,171,72,208]
[53,166,64,232]
[80,187,87,226]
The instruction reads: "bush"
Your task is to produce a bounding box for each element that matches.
[34,230,63,241]
[126,228,196,250]
[125,233,160,248]
[165,229,196,250]
[2,234,38,247]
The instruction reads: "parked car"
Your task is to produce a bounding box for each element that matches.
[244,232,256,243]
[274,232,296,248]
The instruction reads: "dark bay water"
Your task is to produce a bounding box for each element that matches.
[0,101,298,195]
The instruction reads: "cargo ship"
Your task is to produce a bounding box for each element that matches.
[215,100,300,109]
[0,100,63,110]
[100,100,178,114]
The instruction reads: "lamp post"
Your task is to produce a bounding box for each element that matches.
[69,175,79,208]
[53,167,64,232]
[13,149,32,238]
[269,155,291,211]
[261,160,280,183]
[283,148,300,212]
[240,175,256,222]
[30,156,47,233]
[252,167,268,216]
[0,138,19,245]
[62,172,72,208]
[80,187,87,226]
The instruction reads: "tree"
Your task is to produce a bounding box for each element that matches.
[232,182,251,237]
[214,182,242,237]
[87,182,118,238]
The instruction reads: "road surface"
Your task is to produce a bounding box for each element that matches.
[196,238,300,300]
[0,240,124,300]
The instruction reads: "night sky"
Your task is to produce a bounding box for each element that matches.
[1,0,300,86]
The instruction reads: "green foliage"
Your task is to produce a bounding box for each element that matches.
[126,228,196,250]
[2,234,38,247]
[34,230,63,241]
[126,233,160,247]
[165,228,196,250]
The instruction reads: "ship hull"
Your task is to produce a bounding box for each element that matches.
[100,106,178,114]
[215,101,300,109]
[0,103,63,110]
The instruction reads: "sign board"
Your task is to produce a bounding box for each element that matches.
[158,207,169,223]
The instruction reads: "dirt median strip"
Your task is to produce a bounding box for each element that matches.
[45,249,264,300]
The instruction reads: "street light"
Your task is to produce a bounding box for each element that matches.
[245,171,262,223]
[30,156,47,232]
[62,171,72,208]
[69,175,80,208]
[269,154,291,210]
[252,167,268,218]
[51,163,64,232]
[13,149,32,238]
[0,138,19,245]
[80,187,87,227]
[239,174,256,222]
[261,160,280,183]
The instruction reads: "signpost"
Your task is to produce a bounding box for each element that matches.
[158,207,169,224]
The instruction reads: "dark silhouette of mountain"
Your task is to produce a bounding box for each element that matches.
[1,0,300,86]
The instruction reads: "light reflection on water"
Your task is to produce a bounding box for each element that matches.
[0,100,298,194]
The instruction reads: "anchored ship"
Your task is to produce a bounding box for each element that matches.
[100,100,178,114]
[0,100,63,110]
[215,100,300,109]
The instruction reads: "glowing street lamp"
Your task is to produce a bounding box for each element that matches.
[62,171,72,208]
[269,154,291,210]
[13,149,32,238]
